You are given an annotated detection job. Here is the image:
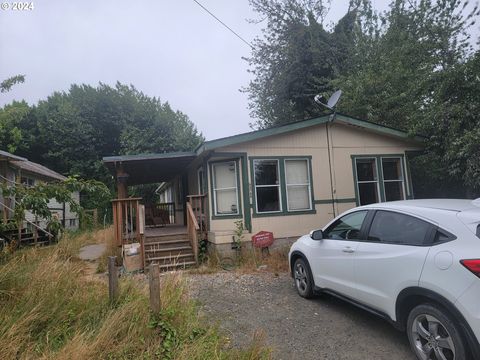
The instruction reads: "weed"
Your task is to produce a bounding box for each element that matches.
[0,229,271,359]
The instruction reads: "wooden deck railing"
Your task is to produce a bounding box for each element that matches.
[186,194,207,235]
[112,198,142,247]
[186,202,199,264]
[145,202,175,227]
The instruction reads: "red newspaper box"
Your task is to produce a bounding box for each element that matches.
[251,231,274,248]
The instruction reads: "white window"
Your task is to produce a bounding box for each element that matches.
[285,159,312,211]
[355,158,381,205]
[197,167,204,194]
[212,161,239,216]
[381,157,406,201]
[253,159,282,213]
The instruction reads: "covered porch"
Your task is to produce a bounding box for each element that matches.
[103,152,208,270]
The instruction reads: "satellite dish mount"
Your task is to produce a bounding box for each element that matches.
[314,90,342,120]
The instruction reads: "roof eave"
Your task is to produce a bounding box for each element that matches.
[335,114,426,144]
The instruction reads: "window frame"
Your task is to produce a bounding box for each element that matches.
[360,209,456,247]
[284,158,313,212]
[209,159,242,219]
[352,154,411,206]
[197,166,204,195]
[252,158,283,214]
[380,157,407,202]
[323,210,370,241]
[354,157,382,206]
[250,156,316,218]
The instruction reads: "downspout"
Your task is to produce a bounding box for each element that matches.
[325,114,336,218]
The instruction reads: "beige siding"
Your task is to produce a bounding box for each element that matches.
[206,122,422,244]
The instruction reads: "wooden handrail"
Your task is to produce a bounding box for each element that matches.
[186,202,199,230]
[186,202,199,264]
[112,197,142,202]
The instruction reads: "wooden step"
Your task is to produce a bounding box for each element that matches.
[26,241,49,246]
[146,253,195,262]
[144,240,191,249]
[144,245,192,253]
[158,261,197,270]
[144,234,188,243]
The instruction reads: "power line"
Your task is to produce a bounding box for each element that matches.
[192,0,253,49]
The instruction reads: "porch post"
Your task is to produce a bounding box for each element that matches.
[115,163,129,199]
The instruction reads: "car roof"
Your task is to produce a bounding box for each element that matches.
[361,199,478,213]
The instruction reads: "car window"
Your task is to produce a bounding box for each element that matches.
[433,229,456,244]
[324,211,368,240]
[368,210,431,245]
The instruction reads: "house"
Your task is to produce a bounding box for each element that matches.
[0,150,80,244]
[103,113,424,270]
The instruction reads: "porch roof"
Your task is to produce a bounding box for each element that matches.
[103,152,197,185]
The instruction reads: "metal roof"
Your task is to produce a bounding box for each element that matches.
[0,150,27,161]
[10,160,66,181]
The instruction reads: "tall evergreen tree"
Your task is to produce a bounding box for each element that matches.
[244,0,357,128]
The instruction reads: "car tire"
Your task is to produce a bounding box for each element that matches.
[293,258,314,299]
[406,303,466,360]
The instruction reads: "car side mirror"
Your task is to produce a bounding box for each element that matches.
[310,229,323,240]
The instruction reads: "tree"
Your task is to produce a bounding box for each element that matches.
[11,82,204,184]
[0,75,25,93]
[0,101,30,153]
[335,0,478,131]
[417,52,480,195]
[244,0,356,128]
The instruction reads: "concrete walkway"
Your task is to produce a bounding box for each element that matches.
[79,244,106,261]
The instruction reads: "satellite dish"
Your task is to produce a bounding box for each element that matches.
[314,90,342,110]
[327,90,342,109]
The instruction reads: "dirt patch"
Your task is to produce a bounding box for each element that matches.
[188,272,414,360]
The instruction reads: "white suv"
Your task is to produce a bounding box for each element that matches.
[289,199,480,360]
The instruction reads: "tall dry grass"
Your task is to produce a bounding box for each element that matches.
[193,246,290,275]
[0,230,271,359]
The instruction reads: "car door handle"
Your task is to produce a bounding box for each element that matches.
[342,246,355,253]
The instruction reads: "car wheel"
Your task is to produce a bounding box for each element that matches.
[407,303,466,360]
[293,258,314,299]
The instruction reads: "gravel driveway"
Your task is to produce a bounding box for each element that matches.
[188,271,415,360]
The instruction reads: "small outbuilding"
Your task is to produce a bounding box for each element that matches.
[0,150,80,245]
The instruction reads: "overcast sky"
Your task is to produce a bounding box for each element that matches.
[0,1,477,141]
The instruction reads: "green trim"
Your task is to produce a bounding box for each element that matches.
[250,156,316,218]
[351,154,412,205]
[314,198,357,204]
[194,113,424,155]
[209,158,243,220]
[351,156,360,206]
[239,154,252,232]
[335,114,426,143]
[103,151,196,163]
[307,158,315,207]
[210,152,250,158]
[196,117,331,154]
[248,155,313,160]
[252,209,317,218]
[404,152,415,199]
[203,154,211,231]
